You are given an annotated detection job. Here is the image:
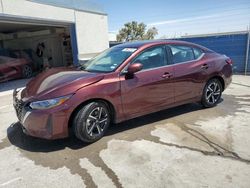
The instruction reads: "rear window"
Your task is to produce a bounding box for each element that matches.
[193,48,203,59]
[169,45,195,64]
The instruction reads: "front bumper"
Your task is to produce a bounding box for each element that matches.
[13,89,70,140]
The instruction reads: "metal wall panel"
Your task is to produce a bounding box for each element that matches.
[180,33,249,73]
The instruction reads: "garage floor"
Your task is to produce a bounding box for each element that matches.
[0,75,250,188]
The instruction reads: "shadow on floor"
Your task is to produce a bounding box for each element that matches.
[6,102,209,153]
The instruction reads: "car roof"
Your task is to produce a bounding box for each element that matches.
[114,39,213,52]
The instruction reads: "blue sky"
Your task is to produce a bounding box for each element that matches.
[96,0,250,38]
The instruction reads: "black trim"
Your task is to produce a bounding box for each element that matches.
[46,115,53,135]
[165,45,174,65]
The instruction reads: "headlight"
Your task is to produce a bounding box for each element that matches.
[29,94,72,110]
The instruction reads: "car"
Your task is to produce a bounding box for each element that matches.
[0,56,33,82]
[13,40,232,143]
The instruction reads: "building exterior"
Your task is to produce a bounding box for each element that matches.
[108,32,117,42]
[0,0,109,67]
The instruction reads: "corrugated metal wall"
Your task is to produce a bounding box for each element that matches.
[179,33,250,73]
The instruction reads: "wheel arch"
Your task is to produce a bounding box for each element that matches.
[68,98,116,128]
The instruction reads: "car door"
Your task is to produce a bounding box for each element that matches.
[167,45,207,103]
[120,45,174,119]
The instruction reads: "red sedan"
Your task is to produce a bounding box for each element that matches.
[13,40,232,143]
[0,56,33,82]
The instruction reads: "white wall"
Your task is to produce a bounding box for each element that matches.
[75,11,109,60]
[109,32,117,42]
[1,0,74,23]
[0,0,3,14]
[0,0,109,61]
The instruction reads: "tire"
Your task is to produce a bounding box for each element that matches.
[201,78,222,108]
[73,101,111,143]
[22,65,33,78]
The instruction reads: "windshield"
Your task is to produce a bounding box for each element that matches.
[83,47,137,72]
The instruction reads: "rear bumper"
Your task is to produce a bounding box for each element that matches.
[13,89,70,140]
[224,75,232,90]
[223,65,233,90]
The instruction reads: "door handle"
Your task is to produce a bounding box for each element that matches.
[162,72,173,79]
[201,64,209,70]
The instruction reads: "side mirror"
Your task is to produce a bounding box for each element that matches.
[127,63,143,74]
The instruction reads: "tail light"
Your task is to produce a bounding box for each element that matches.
[226,58,233,66]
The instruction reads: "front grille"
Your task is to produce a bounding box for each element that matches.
[14,98,25,121]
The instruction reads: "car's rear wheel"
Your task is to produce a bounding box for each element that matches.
[73,101,111,143]
[201,78,222,108]
[22,65,33,78]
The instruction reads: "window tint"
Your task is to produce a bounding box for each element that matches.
[193,48,203,59]
[132,46,166,70]
[169,45,195,64]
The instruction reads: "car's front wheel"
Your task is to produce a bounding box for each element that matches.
[201,78,222,108]
[22,65,33,78]
[73,101,111,143]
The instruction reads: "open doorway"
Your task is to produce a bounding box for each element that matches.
[0,21,76,83]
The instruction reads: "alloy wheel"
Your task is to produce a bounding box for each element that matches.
[205,81,221,104]
[86,107,109,137]
[23,65,32,78]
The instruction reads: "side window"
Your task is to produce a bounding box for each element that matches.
[169,45,195,64]
[193,48,203,59]
[132,46,166,70]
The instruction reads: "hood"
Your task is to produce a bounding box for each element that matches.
[23,67,104,101]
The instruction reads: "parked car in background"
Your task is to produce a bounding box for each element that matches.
[0,56,33,82]
[0,48,43,73]
[13,40,233,143]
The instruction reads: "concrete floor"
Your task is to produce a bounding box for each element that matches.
[0,75,250,188]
